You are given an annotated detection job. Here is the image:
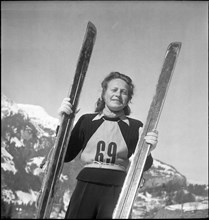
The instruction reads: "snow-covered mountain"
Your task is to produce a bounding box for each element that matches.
[1,94,208,219]
[1,94,82,219]
[17,103,58,131]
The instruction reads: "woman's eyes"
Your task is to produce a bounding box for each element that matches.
[111,88,128,95]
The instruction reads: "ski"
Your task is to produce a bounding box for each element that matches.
[112,42,182,219]
[36,21,97,219]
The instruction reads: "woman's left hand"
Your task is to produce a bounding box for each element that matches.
[144,130,159,154]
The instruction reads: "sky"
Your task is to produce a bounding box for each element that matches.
[1,1,208,184]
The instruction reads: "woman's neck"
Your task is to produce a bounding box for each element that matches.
[102,105,125,118]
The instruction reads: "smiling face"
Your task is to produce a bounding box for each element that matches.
[103,78,130,112]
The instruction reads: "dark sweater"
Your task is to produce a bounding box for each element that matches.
[58,113,153,186]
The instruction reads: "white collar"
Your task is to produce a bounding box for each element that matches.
[92,113,130,126]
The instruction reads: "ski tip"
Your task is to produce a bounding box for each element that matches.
[87,21,97,33]
[169,42,182,49]
[167,42,182,54]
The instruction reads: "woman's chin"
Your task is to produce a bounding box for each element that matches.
[109,107,124,112]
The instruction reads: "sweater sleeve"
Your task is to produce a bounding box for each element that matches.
[64,115,86,162]
[55,115,86,163]
[143,154,153,172]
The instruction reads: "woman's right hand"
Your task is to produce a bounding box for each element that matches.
[58,97,73,123]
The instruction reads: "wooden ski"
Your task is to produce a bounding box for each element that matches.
[112,42,182,219]
[36,21,97,219]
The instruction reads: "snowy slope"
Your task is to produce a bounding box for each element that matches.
[17,104,58,130]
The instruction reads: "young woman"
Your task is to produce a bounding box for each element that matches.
[57,72,158,219]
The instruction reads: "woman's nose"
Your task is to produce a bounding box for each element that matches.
[115,91,121,97]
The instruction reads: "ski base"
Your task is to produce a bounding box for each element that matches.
[113,42,182,219]
[35,21,97,219]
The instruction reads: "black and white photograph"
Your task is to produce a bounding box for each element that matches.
[1,1,208,219]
